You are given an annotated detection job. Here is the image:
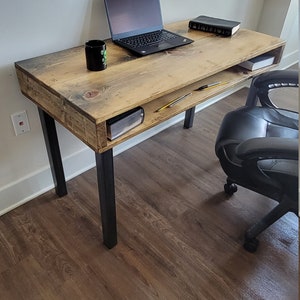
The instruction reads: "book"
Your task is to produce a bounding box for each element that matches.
[189,15,240,36]
[238,55,275,71]
[106,107,144,140]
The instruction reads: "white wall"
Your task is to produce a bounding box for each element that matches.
[257,0,299,67]
[0,0,298,215]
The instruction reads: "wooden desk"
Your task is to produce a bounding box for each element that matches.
[15,21,284,248]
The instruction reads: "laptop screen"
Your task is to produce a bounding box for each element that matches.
[104,0,164,40]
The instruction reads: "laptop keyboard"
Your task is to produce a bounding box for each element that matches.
[120,30,177,48]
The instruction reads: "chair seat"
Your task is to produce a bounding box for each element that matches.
[217,105,298,196]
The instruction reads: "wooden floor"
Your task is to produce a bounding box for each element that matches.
[0,87,298,300]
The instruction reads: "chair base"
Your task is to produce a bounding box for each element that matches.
[244,236,260,253]
[224,183,238,195]
[224,179,238,195]
[223,179,297,253]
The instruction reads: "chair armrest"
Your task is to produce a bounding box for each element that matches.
[246,70,299,107]
[236,137,298,161]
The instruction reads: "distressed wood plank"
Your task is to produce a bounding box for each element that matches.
[15,69,107,151]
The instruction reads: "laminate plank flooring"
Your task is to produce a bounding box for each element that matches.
[0,87,298,300]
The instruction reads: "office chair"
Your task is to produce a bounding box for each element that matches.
[215,70,299,252]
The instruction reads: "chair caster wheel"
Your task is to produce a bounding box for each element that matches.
[224,183,237,195]
[243,237,259,253]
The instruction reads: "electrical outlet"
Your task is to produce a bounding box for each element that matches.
[11,111,30,136]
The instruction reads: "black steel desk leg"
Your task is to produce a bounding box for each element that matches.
[184,106,196,129]
[38,108,67,197]
[95,149,117,249]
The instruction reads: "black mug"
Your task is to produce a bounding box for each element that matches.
[85,40,107,71]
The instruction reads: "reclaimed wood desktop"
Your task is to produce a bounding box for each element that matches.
[15,21,284,249]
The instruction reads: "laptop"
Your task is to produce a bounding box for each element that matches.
[104,0,194,56]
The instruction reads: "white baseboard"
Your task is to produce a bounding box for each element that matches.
[0,148,96,216]
[280,50,299,69]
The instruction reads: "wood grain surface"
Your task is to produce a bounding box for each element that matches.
[15,21,285,152]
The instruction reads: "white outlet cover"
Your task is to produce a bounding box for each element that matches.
[11,111,30,136]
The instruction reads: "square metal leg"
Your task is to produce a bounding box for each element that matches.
[184,107,195,129]
[39,108,117,249]
[95,150,117,249]
[38,108,67,197]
